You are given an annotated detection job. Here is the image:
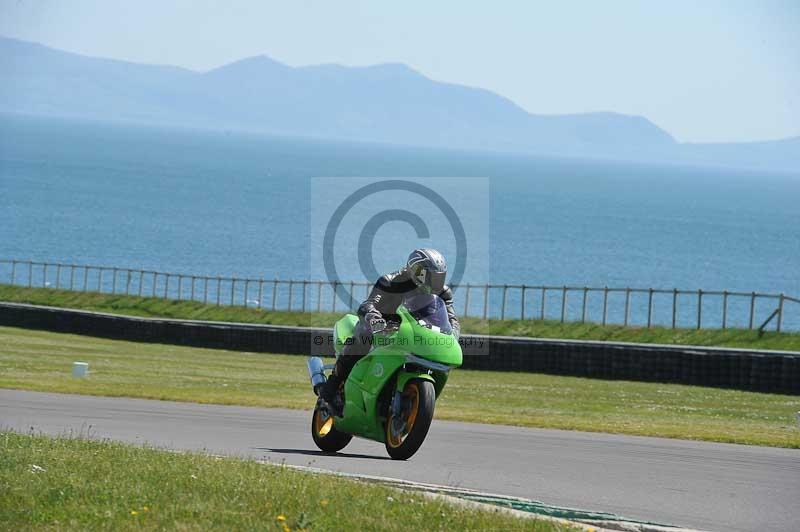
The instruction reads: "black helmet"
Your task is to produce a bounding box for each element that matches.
[406,248,447,294]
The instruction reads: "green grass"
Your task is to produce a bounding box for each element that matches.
[0,432,567,531]
[2,326,799,448]
[1,284,798,351]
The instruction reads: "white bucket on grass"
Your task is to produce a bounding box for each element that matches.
[72,362,89,378]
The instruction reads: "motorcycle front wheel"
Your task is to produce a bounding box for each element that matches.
[385,379,435,460]
[311,407,352,453]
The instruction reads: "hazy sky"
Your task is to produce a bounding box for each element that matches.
[1,0,798,143]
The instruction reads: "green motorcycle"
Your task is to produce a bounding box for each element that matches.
[307,293,462,460]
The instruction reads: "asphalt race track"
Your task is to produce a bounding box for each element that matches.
[2,389,798,532]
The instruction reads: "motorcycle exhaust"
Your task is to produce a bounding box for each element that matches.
[307,357,327,395]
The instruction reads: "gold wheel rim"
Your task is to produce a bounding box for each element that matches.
[315,409,334,437]
[386,382,420,448]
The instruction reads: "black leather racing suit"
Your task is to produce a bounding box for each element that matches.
[334,269,460,380]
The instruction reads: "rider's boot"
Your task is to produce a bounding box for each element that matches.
[319,373,344,416]
[319,337,365,415]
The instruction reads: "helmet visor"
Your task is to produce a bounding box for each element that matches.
[410,264,426,286]
[427,270,446,293]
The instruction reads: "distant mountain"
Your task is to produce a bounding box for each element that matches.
[1,36,797,172]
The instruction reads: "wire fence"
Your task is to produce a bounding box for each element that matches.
[1,259,798,332]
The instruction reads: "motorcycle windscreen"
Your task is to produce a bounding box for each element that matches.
[404,294,452,334]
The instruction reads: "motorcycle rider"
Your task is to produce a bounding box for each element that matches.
[319,248,460,406]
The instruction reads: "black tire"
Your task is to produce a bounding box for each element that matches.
[311,407,352,453]
[385,379,435,460]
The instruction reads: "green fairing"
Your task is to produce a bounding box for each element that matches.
[333,314,359,354]
[327,304,462,442]
[396,306,462,367]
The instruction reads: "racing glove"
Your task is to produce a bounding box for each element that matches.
[367,316,387,333]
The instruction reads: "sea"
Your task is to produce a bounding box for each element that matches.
[1,114,798,329]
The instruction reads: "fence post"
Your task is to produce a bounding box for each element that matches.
[10,260,16,285]
[216,277,222,306]
[349,281,354,311]
[55,263,61,288]
[272,279,278,311]
[332,281,337,313]
[521,285,526,320]
[138,271,144,297]
[316,281,322,313]
[43,263,48,288]
[602,286,609,326]
[230,278,236,306]
[177,275,183,301]
[302,280,307,312]
[288,280,294,311]
[696,289,703,330]
[647,288,653,328]
[624,288,631,326]
[540,288,546,321]
[777,294,784,333]
[482,284,489,320]
[28,261,33,288]
[204,277,209,304]
[581,287,588,323]
[258,280,264,309]
[244,280,250,307]
[164,274,169,298]
[112,267,117,293]
[98,268,104,292]
[501,285,508,320]
[152,272,157,297]
[464,284,471,318]
[69,265,75,290]
[672,289,678,329]
[749,292,756,329]
[722,291,728,329]
[83,267,89,292]
[125,270,132,295]
[560,286,567,323]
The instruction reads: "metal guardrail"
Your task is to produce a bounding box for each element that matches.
[0,259,797,331]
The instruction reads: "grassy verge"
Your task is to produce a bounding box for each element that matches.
[1,284,798,351]
[2,326,798,448]
[0,432,565,531]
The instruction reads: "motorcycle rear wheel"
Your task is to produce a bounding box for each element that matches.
[311,407,352,453]
[385,379,435,460]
